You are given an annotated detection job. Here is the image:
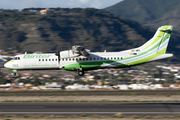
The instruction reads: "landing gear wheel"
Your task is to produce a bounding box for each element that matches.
[11,72,18,77]
[77,69,84,76]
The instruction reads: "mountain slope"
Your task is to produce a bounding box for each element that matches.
[104,0,180,31]
[0,8,154,53]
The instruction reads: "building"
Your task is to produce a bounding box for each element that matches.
[40,8,54,15]
[42,82,64,90]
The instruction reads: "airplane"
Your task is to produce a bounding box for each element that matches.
[4,25,173,76]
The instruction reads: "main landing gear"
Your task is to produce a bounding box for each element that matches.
[77,69,85,76]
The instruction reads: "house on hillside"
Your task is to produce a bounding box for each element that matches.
[40,8,55,15]
[162,83,171,89]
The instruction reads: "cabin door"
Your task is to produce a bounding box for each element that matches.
[125,53,131,66]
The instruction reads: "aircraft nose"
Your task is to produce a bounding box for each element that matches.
[4,62,10,68]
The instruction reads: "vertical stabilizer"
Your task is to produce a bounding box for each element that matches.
[139,25,173,54]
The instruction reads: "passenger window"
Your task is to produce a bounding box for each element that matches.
[42,59,44,61]
[52,59,54,61]
[94,58,96,60]
[86,58,88,60]
[121,57,123,59]
[83,58,85,60]
[69,58,71,61]
[39,59,41,61]
[73,58,74,61]
[90,58,92,60]
[114,57,116,60]
[79,58,82,61]
[76,58,78,61]
[49,59,51,61]
[56,59,57,61]
[111,58,113,60]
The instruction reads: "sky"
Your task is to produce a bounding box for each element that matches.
[0,0,123,10]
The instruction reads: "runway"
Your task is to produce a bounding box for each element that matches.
[0,102,180,115]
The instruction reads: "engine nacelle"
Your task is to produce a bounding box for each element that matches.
[60,50,79,58]
[72,45,81,54]
[72,45,89,56]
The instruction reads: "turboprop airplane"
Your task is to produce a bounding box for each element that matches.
[4,25,173,76]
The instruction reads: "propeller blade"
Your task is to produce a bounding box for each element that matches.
[55,42,61,64]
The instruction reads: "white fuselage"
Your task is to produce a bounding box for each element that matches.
[4,51,133,70]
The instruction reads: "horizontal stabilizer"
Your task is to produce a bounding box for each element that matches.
[149,54,173,62]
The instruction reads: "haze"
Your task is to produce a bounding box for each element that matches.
[0,0,123,9]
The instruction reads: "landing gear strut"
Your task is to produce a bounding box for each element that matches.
[77,69,84,76]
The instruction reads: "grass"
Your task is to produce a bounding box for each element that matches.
[1,94,180,102]
[0,90,179,97]
[166,94,171,97]
[22,115,31,118]
[112,112,123,118]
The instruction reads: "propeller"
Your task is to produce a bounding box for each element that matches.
[55,42,61,64]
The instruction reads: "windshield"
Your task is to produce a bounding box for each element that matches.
[12,57,20,60]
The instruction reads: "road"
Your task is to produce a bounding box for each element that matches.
[0,102,180,115]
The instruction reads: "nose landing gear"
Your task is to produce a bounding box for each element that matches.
[11,70,18,77]
[11,72,19,77]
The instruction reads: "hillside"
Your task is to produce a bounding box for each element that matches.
[104,0,180,32]
[0,8,179,62]
[0,8,155,52]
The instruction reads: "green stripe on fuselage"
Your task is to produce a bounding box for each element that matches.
[128,48,167,66]
[61,58,127,71]
[144,26,169,50]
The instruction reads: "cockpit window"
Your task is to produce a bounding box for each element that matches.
[13,57,20,60]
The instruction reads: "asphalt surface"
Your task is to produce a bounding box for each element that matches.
[0,102,180,115]
[0,90,180,96]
